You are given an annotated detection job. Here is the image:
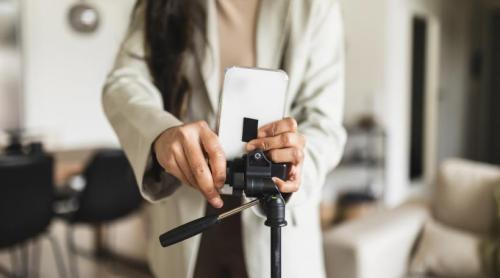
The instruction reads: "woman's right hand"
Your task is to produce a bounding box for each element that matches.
[154,121,226,208]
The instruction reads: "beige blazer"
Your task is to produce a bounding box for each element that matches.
[102,0,346,277]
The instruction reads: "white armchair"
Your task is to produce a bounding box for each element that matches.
[323,159,500,278]
[323,203,429,278]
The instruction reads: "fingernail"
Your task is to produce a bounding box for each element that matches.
[246,144,256,151]
[211,197,223,208]
[272,177,279,183]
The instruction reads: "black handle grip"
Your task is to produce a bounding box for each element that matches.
[159,214,219,247]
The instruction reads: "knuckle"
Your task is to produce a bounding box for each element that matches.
[209,144,223,156]
[294,148,304,163]
[281,133,292,146]
[205,135,218,146]
[253,139,264,150]
[271,122,278,136]
[216,149,225,159]
[162,150,173,160]
[170,142,182,153]
[252,140,263,149]
[193,164,206,177]
[213,154,226,167]
[196,120,209,129]
[178,127,190,140]
[287,117,298,131]
[263,141,271,151]
[268,149,278,161]
[213,158,226,172]
[200,186,216,197]
[215,171,226,183]
[215,168,225,178]
[201,184,215,194]
[164,157,176,170]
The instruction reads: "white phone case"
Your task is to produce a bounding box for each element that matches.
[216,67,289,161]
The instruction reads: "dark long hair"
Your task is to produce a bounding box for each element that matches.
[144,0,206,117]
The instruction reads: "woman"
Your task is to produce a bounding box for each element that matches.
[102,0,346,277]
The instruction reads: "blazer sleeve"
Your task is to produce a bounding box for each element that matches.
[102,1,183,203]
[288,0,347,207]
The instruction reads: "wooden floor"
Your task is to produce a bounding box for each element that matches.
[0,220,153,278]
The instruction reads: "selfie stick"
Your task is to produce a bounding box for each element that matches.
[159,149,288,278]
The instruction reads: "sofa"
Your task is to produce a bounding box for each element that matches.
[323,158,500,278]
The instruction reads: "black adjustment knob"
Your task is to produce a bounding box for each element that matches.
[263,195,287,228]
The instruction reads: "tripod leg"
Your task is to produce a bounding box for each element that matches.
[31,239,41,278]
[47,234,68,278]
[270,227,281,278]
[66,226,79,278]
[9,248,19,276]
[21,243,29,277]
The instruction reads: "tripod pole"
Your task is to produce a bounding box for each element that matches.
[263,194,287,278]
[271,226,281,278]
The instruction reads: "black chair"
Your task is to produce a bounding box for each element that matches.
[55,149,143,277]
[0,152,67,278]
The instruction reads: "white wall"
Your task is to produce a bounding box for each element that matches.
[339,0,474,205]
[0,49,20,130]
[338,0,414,205]
[21,0,136,150]
[0,0,21,131]
[339,0,387,125]
[337,0,409,205]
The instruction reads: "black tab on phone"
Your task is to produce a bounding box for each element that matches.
[242,117,258,142]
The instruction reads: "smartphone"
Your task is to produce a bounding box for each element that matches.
[216,67,289,161]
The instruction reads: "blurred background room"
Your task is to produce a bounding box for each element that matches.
[1,0,500,277]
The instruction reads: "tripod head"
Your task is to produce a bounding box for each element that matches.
[226,149,288,197]
[159,149,288,246]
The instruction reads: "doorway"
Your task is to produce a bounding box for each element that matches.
[484,11,500,165]
[470,7,500,165]
[409,16,428,180]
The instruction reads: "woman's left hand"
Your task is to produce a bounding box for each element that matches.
[246,117,305,193]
